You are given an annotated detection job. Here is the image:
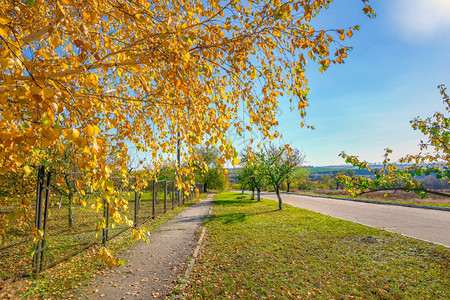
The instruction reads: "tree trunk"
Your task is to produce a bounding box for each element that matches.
[275,186,283,210]
[287,181,290,193]
[58,194,63,209]
[257,187,261,202]
[251,188,255,200]
[68,193,74,227]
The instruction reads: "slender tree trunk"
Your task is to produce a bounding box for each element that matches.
[58,194,63,209]
[257,187,261,202]
[68,192,74,227]
[65,174,74,227]
[287,181,290,193]
[251,188,255,200]
[275,185,283,210]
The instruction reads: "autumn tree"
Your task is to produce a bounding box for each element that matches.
[48,142,83,227]
[260,144,306,209]
[0,0,374,257]
[339,85,449,198]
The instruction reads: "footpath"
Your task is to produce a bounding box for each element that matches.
[73,194,213,299]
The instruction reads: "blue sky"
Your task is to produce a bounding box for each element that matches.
[244,0,450,166]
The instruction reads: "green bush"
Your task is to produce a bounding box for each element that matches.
[232,183,242,190]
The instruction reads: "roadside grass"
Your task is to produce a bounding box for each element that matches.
[183,192,449,299]
[1,193,205,299]
[292,189,450,207]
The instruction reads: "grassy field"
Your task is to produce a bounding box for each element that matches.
[0,192,203,299]
[182,192,449,299]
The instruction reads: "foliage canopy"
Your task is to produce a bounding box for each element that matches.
[0,0,373,250]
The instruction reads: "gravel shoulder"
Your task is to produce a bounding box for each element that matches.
[73,194,214,300]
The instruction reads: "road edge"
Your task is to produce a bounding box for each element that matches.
[284,192,450,212]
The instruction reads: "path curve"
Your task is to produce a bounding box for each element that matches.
[259,192,450,247]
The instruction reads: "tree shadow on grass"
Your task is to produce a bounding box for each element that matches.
[210,209,279,224]
[213,199,254,206]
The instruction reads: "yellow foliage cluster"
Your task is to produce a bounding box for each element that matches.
[0,0,372,254]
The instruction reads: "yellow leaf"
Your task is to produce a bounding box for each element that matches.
[87,73,98,85]
[42,137,52,148]
[43,87,55,98]
[83,126,95,137]
[76,179,83,191]
[2,110,13,121]
[82,11,91,19]
[347,30,353,38]
[71,128,80,139]
[58,143,65,154]
[0,17,10,25]
[183,51,190,62]
[0,27,8,38]
[232,157,239,165]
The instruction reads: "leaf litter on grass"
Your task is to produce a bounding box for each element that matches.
[183,192,449,299]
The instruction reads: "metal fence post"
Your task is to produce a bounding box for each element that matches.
[33,166,45,278]
[134,190,139,228]
[102,198,109,244]
[164,180,167,213]
[40,171,52,271]
[152,180,156,218]
[171,181,175,209]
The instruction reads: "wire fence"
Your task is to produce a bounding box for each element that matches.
[0,167,205,287]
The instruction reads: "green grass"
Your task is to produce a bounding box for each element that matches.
[183,192,449,299]
[1,193,204,299]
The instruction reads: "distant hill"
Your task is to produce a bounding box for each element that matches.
[304,166,373,176]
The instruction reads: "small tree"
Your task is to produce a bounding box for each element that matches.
[193,147,229,191]
[50,142,83,227]
[260,144,306,209]
[339,85,449,198]
[237,152,266,201]
[284,168,309,192]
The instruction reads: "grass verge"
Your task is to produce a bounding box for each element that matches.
[183,192,449,299]
[295,189,450,208]
[0,194,206,299]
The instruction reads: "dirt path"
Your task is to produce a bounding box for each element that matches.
[73,194,213,299]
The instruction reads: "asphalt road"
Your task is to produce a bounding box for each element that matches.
[259,192,450,247]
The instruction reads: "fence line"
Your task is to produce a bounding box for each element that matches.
[0,168,205,287]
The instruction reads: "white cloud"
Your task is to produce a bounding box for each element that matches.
[393,0,450,39]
